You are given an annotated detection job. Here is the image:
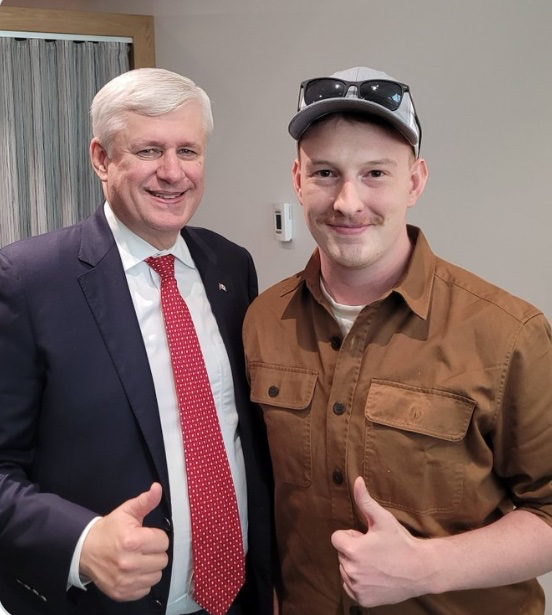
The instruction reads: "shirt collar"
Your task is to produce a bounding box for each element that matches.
[297,225,436,320]
[392,225,435,320]
[104,201,196,272]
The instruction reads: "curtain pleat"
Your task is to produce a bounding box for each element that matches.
[0,38,130,247]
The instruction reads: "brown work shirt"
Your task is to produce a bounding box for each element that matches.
[243,226,552,615]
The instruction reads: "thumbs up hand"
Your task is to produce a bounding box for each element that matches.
[331,477,437,607]
[80,483,169,601]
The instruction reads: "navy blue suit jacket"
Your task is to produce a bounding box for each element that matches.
[0,207,273,615]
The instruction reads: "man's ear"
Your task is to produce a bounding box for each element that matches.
[292,158,303,204]
[89,138,109,182]
[407,157,428,208]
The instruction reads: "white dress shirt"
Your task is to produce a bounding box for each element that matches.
[70,203,248,615]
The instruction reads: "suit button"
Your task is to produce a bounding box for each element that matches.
[330,336,342,350]
[149,599,164,612]
[333,402,345,415]
[163,517,172,533]
[268,385,279,397]
[332,470,344,485]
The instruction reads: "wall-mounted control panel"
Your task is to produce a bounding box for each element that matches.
[273,203,292,242]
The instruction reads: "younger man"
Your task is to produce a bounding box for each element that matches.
[243,66,552,614]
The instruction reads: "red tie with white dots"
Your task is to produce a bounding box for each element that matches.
[146,254,245,615]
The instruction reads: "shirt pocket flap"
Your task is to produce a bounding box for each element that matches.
[249,362,318,410]
[365,379,476,441]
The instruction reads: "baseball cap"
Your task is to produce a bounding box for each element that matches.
[288,66,421,156]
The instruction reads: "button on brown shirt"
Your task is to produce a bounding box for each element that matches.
[243,226,552,615]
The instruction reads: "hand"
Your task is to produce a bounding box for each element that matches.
[331,477,437,607]
[80,483,169,602]
[273,587,280,615]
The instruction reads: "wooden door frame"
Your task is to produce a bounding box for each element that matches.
[0,7,155,67]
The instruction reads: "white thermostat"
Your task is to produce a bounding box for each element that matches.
[273,203,293,242]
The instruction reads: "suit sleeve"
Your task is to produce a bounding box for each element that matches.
[0,250,96,613]
[246,249,259,303]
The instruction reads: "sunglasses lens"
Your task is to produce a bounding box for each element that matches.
[303,79,347,106]
[358,81,404,111]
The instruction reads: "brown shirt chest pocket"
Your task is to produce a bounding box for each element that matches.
[364,380,476,515]
[249,362,317,487]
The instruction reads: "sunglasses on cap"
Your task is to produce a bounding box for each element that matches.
[295,76,422,153]
[298,78,410,111]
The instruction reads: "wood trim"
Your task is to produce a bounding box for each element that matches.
[0,7,155,68]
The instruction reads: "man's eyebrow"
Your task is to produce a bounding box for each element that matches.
[364,158,398,166]
[131,140,162,148]
[131,139,202,149]
[306,157,399,166]
[306,158,335,166]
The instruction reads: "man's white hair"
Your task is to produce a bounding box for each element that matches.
[91,67,213,153]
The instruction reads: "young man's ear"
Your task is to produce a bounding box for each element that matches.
[407,157,428,208]
[89,138,109,182]
[292,158,303,204]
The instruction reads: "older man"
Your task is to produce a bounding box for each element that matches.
[0,68,273,615]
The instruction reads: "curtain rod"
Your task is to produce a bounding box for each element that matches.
[0,30,132,43]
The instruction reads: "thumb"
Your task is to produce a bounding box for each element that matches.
[331,528,363,550]
[119,482,163,526]
[353,476,391,528]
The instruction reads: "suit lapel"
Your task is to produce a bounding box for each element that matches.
[76,208,170,499]
[182,227,235,350]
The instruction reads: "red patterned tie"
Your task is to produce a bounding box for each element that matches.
[146,254,245,615]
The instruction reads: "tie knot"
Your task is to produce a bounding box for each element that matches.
[146,254,175,280]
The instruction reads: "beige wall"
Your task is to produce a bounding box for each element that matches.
[159,0,552,322]
[2,0,552,611]
[4,0,552,321]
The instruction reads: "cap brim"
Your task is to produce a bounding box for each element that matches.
[288,98,418,148]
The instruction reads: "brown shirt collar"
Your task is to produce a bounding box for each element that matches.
[283,225,435,320]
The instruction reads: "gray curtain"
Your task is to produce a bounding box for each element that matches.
[0,37,130,247]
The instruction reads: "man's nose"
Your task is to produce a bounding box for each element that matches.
[333,180,364,215]
[157,151,184,183]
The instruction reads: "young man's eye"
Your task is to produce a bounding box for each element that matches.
[314,169,334,178]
